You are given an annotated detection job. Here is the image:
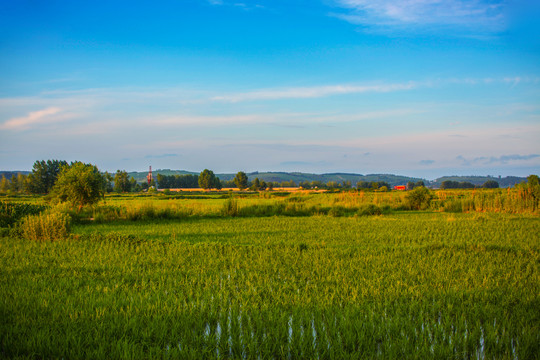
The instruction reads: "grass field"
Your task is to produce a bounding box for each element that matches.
[1,191,539,358]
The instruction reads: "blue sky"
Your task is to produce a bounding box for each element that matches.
[1,0,539,179]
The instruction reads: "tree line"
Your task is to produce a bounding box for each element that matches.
[4,160,537,210]
[439,179,499,189]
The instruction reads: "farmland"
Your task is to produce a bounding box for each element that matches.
[1,190,539,359]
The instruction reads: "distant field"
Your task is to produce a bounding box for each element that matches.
[0,191,539,358]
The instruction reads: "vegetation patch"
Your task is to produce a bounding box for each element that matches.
[0,201,49,228]
[18,211,71,241]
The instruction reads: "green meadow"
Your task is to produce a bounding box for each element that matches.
[1,190,539,358]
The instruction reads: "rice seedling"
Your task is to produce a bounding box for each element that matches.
[0,212,538,358]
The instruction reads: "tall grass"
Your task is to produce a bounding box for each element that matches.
[18,211,71,241]
[1,214,538,358]
[83,188,538,223]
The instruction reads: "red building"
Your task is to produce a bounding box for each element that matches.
[393,185,406,191]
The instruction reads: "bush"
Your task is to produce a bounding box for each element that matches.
[405,187,433,210]
[357,204,382,216]
[19,212,71,241]
[222,198,239,217]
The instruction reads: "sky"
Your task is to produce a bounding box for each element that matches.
[1,0,539,179]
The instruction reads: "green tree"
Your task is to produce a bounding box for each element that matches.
[114,170,131,193]
[0,175,9,193]
[299,181,311,189]
[130,177,139,192]
[327,181,339,189]
[483,180,499,189]
[440,180,459,189]
[156,173,170,189]
[27,160,68,194]
[525,175,540,210]
[17,173,28,193]
[9,173,19,193]
[527,175,539,187]
[198,169,218,190]
[102,172,114,193]
[214,178,222,190]
[51,162,105,210]
[250,178,261,191]
[233,171,248,190]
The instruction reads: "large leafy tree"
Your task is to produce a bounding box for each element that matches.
[198,169,220,190]
[233,171,248,190]
[51,162,105,210]
[114,170,131,193]
[27,160,68,194]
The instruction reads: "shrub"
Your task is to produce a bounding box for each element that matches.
[19,212,71,241]
[357,204,382,216]
[405,187,433,210]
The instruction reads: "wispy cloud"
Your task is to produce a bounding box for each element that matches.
[212,82,417,102]
[493,154,540,163]
[331,0,506,35]
[0,76,533,111]
[0,107,77,131]
[207,0,265,11]
[211,76,538,103]
[152,113,295,127]
[457,154,540,166]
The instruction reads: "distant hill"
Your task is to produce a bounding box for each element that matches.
[129,170,529,188]
[129,169,424,187]
[0,171,30,180]
[430,176,527,188]
[2,169,529,189]
[127,169,196,182]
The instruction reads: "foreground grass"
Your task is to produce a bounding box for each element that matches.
[1,213,539,359]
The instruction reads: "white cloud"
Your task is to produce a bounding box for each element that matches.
[212,82,417,102]
[210,76,538,103]
[0,107,76,131]
[332,0,506,35]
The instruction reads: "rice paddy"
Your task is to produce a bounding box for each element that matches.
[0,192,539,359]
